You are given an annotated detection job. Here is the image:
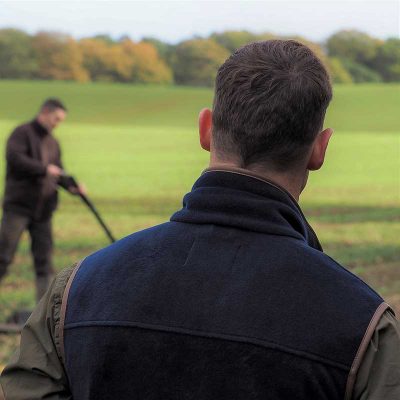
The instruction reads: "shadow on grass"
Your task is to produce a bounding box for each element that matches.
[62,197,400,224]
[303,204,400,224]
[352,262,400,290]
[346,261,400,310]
[324,242,399,268]
[61,195,181,218]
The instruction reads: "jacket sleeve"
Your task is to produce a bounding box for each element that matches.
[352,310,400,399]
[6,128,47,177]
[55,144,72,191]
[0,265,76,400]
[53,143,79,193]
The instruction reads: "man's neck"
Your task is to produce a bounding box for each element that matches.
[207,161,306,201]
[33,117,50,137]
[36,115,50,134]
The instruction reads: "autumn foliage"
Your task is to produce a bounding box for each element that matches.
[0,30,172,84]
[171,39,229,86]
[32,32,89,82]
[0,28,398,86]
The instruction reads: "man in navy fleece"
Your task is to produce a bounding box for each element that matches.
[2,40,399,400]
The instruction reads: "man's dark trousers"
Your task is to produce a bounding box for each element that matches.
[0,211,54,302]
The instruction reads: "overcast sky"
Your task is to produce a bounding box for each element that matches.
[1,0,399,43]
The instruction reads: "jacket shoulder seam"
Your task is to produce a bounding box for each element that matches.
[64,319,350,372]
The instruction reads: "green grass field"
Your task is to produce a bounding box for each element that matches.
[0,81,399,365]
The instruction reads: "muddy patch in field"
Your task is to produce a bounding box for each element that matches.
[353,261,400,289]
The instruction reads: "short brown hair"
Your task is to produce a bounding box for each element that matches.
[40,98,67,113]
[212,40,332,171]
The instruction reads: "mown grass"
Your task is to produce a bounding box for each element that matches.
[0,80,398,131]
[0,81,399,366]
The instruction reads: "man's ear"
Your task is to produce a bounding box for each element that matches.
[199,108,212,152]
[307,128,333,171]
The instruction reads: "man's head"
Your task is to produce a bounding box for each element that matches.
[37,98,67,132]
[199,40,333,181]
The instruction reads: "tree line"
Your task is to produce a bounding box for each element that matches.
[0,28,399,86]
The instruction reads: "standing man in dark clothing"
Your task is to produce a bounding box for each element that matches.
[1,41,399,399]
[0,98,83,302]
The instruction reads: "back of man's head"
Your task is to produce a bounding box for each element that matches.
[40,98,67,114]
[212,40,332,172]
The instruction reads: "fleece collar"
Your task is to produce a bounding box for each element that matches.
[171,168,322,251]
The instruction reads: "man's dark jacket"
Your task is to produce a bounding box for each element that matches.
[3,119,66,221]
[63,170,383,400]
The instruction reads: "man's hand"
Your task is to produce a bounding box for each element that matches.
[69,183,87,196]
[46,164,63,178]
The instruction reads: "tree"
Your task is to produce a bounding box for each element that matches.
[328,57,353,84]
[80,38,172,84]
[0,28,38,78]
[254,32,276,41]
[325,30,389,82]
[121,39,173,83]
[327,30,381,67]
[142,37,173,60]
[32,32,89,81]
[92,34,116,45]
[211,30,258,52]
[171,39,229,86]
[341,59,381,83]
[1,27,397,85]
[80,38,132,82]
[372,38,400,82]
